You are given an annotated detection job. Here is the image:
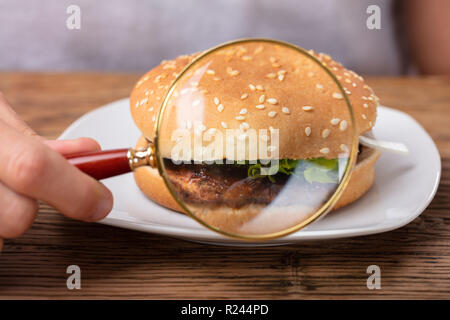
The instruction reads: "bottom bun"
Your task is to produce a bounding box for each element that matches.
[133,136,381,224]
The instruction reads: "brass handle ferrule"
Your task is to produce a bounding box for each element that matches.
[127,142,157,170]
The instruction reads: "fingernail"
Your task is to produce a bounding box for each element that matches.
[91,191,113,221]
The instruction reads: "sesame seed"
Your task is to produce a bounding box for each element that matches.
[266,73,276,79]
[330,118,340,125]
[257,94,265,103]
[213,77,221,81]
[217,104,224,112]
[332,67,338,71]
[362,114,367,119]
[256,104,265,110]
[254,46,264,54]
[242,55,252,61]
[340,144,349,153]
[267,98,278,105]
[332,92,343,100]
[154,75,162,83]
[320,148,330,154]
[282,107,290,114]
[337,75,342,80]
[345,89,351,95]
[221,122,228,128]
[363,103,368,108]
[316,83,324,90]
[302,106,313,111]
[268,111,277,118]
[339,120,348,131]
[214,97,220,105]
[345,78,352,83]
[305,127,311,136]
[278,70,287,75]
[135,101,139,108]
[249,84,256,91]
[206,69,215,75]
[278,74,285,81]
[322,129,330,138]
[256,85,264,91]
[362,96,368,100]
[272,63,281,68]
[235,115,245,121]
[352,82,357,87]
[240,108,248,115]
[240,122,250,130]
[230,70,239,76]
[163,63,175,70]
[241,93,248,100]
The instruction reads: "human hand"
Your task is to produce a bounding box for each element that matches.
[0,92,113,252]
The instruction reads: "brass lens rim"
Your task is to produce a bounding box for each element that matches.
[154,38,358,241]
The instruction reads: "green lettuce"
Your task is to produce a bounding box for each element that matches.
[247,158,339,184]
[303,158,339,184]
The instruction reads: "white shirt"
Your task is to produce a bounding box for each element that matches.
[0,0,403,74]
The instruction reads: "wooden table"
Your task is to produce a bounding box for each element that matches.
[0,73,449,299]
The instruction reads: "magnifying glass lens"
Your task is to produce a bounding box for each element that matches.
[155,40,357,239]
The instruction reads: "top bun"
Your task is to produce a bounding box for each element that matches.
[130,41,379,159]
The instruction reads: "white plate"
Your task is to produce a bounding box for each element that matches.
[59,99,441,246]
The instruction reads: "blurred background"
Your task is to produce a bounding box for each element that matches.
[0,0,449,75]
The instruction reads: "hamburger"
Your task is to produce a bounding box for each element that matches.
[129,41,381,232]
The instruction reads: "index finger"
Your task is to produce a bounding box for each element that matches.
[0,92,40,138]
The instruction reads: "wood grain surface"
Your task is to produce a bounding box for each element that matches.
[0,73,449,299]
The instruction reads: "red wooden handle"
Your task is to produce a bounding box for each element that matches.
[65,148,131,180]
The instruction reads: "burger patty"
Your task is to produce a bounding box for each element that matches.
[164,160,286,208]
[162,150,365,209]
[164,144,368,208]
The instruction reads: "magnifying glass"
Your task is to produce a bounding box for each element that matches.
[66,39,358,240]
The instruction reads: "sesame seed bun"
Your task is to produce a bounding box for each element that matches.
[133,135,381,219]
[129,41,381,221]
[130,42,379,160]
